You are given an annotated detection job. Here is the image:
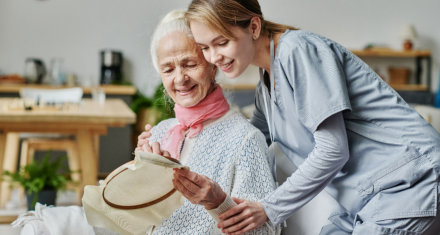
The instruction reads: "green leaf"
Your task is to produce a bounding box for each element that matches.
[131,83,175,124]
[2,151,73,195]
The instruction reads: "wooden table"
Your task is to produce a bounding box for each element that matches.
[0,84,136,96]
[0,98,136,208]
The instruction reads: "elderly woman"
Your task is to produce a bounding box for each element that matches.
[135,9,277,234]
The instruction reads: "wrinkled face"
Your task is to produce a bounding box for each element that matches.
[190,20,255,78]
[157,31,217,107]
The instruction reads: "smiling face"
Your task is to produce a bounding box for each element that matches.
[189,20,255,78]
[157,31,217,107]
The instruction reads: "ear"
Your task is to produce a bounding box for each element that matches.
[249,16,262,40]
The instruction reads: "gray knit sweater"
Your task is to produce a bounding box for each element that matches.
[149,110,277,234]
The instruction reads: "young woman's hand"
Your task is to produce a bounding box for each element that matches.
[172,168,226,210]
[218,198,268,235]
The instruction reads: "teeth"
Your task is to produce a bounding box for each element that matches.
[220,61,232,68]
[177,86,194,93]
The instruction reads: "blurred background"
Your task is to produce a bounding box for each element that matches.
[1,0,439,96]
[1,1,440,234]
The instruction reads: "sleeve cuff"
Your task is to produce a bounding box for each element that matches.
[260,198,280,226]
[206,195,237,223]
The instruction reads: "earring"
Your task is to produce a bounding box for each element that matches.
[253,36,257,41]
[163,88,169,97]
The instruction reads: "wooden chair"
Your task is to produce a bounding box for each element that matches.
[16,87,84,203]
[19,138,82,200]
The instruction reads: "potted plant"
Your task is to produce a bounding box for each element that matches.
[2,152,73,210]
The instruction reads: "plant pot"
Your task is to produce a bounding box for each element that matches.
[135,107,163,132]
[26,189,57,210]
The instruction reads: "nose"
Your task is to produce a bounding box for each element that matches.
[209,49,222,64]
[175,68,187,84]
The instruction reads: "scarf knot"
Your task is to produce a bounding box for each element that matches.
[161,86,229,159]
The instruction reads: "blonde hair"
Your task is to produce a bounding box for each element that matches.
[185,0,297,40]
[150,9,193,72]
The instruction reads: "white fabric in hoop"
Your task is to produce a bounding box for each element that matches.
[82,151,187,235]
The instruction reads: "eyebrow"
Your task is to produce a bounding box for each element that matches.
[159,56,198,69]
[197,35,225,46]
[181,57,197,64]
[159,62,173,69]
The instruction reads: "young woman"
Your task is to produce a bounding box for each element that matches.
[176,0,440,234]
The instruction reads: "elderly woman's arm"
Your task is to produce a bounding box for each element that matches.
[172,168,227,210]
[172,129,277,234]
[136,124,172,157]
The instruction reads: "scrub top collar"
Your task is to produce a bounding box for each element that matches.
[258,34,276,142]
[259,34,278,182]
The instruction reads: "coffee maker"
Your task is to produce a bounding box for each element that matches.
[24,58,46,84]
[100,50,123,84]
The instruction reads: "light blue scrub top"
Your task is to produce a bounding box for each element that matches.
[252,30,440,226]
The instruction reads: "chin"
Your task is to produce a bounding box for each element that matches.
[178,102,194,108]
[224,71,241,79]
[224,67,245,79]
[178,99,198,108]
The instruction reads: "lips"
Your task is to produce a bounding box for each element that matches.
[218,60,234,72]
[176,84,197,96]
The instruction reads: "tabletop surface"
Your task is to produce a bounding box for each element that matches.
[0,84,136,95]
[0,98,136,125]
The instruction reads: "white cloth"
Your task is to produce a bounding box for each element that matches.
[12,203,95,235]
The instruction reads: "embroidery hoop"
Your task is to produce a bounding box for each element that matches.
[101,151,186,210]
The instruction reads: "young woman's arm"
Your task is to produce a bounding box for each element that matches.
[218,112,349,234]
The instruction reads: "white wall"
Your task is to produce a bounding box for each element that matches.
[1,0,440,96]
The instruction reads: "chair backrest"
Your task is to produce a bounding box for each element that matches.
[20,87,83,104]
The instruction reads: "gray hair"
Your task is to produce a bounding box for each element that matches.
[150,9,193,73]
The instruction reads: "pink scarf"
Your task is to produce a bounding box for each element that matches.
[161,86,229,159]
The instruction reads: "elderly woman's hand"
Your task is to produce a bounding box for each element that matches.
[172,168,226,210]
[136,124,153,152]
[136,124,171,157]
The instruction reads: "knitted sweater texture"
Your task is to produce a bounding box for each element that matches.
[149,111,277,234]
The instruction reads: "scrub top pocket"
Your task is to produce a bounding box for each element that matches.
[357,153,438,222]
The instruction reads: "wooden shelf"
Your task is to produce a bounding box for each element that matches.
[389,84,429,91]
[351,49,431,58]
[0,84,136,95]
[351,48,432,92]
